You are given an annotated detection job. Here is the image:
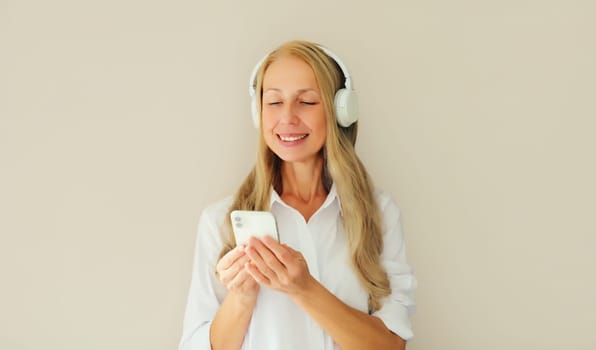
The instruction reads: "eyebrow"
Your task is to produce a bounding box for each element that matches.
[263,88,319,94]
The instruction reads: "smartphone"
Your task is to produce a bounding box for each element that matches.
[230,210,279,246]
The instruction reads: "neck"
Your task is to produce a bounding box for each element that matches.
[281,156,327,203]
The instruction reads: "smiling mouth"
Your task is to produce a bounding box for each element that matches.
[277,134,308,142]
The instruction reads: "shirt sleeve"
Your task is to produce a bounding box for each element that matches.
[371,193,417,341]
[178,206,229,350]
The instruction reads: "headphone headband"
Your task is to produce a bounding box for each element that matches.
[249,45,354,97]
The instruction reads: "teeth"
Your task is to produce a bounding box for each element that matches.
[279,134,307,142]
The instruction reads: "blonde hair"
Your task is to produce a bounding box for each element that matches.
[219,40,390,312]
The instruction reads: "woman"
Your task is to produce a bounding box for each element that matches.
[179,40,416,350]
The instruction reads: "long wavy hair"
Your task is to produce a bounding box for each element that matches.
[218,40,390,312]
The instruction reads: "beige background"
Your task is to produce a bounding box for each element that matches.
[1,0,595,349]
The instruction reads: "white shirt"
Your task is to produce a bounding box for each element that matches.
[178,185,416,350]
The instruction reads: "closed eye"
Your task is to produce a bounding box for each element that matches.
[301,101,317,105]
[267,102,282,106]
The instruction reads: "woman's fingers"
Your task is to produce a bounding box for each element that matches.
[246,238,285,279]
[236,266,259,289]
[216,245,248,284]
[214,246,261,299]
[261,236,295,264]
[216,245,245,272]
[245,261,271,285]
[244,237,314,295]
[246,238,307,285]
[228,268,251,290]
[260,236,305,272]
[245,247,278,282]
[222,257,248,283]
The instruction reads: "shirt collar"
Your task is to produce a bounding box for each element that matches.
[269,182,343,216]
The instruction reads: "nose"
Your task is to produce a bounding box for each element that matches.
[278,103,299,125]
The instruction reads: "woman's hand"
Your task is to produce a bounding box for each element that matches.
[215,245,260,303]
[245,236,315,297]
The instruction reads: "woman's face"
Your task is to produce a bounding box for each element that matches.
[261,54,327,164]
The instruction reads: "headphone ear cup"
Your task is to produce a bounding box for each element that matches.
[250,95,260,128]
[334,88,359,127]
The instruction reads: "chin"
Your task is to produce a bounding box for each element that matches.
[272,150,323,164]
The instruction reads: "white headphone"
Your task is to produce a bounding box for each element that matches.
[248,44,359,128]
